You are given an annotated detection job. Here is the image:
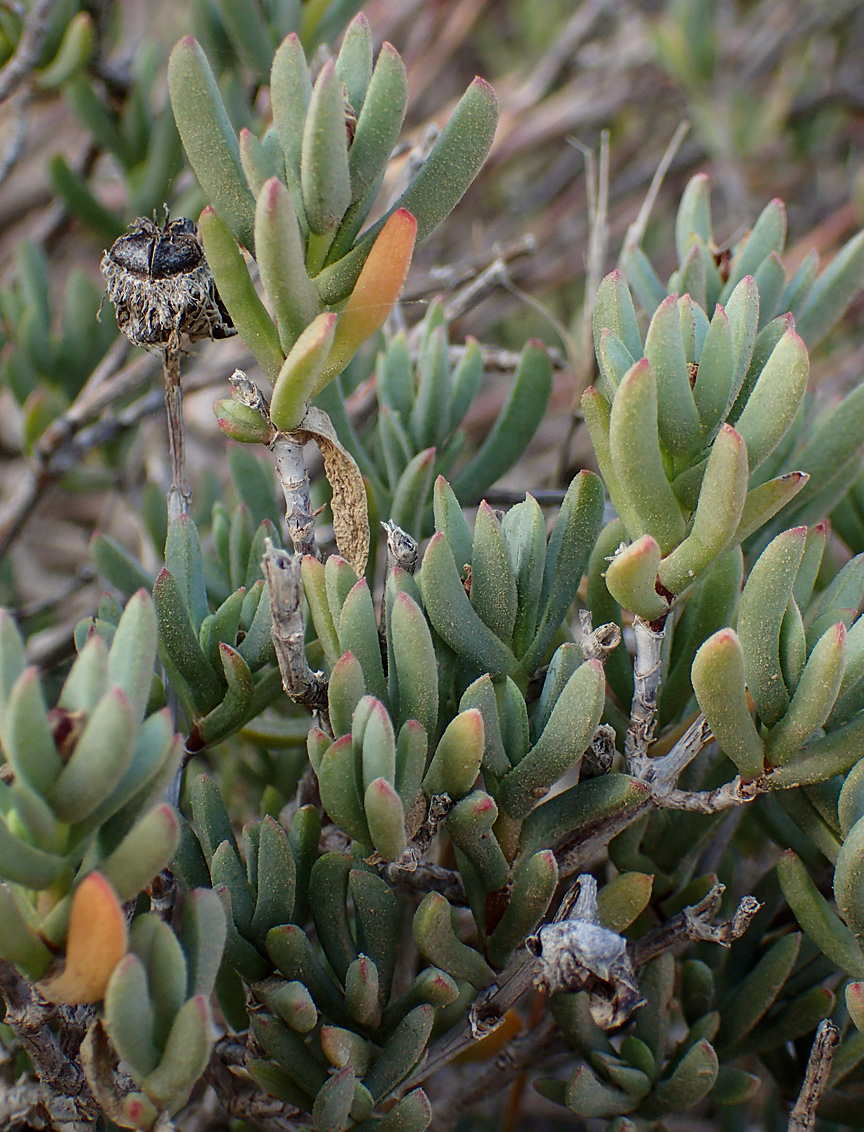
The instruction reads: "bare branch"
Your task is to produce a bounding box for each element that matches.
[263,543,328,711]
[204,1036,305,1132]
[407,958,535,1088]
[649,713,714,793]
[573,127,609,392]
[578,610,622,663]
[630,883,761,969]
[271,436,318,560]
[0,337,243,559]
[431,1018,560,1131]
[382,861,467,906]
[442,256,513,322]
[619,120,690,257]
[0,86,31,187]
[162,341,190,522]
[387,123,439,209]
[379,795,466,903]
[656,776,760,813]
[0,959,99,1123]
[788,1020,840,1132]
[402,234,536,304]
[0,0,55,101]
[625,616,666,778]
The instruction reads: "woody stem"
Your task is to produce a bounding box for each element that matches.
[162,340,190,523]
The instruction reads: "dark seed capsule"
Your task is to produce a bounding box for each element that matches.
[150,231,203,278]
[107,224,159,277]
[101,212,235,349]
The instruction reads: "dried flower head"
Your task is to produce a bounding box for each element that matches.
[527,875,644,1029]
[101,214,235,349]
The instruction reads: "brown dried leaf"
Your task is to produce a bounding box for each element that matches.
[294,405,369,575]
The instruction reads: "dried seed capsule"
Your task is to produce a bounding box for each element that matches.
[101,214,235,349]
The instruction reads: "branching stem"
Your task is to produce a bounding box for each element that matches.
[630,883,761,968]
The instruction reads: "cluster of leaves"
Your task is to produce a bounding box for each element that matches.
[0,240,116,449]
[314,303,554,542]
[170,12,497,417]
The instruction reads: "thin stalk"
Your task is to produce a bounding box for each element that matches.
[788,1021,839,1132]
[162,341,190,522]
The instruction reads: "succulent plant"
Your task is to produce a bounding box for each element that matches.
[0,592,181,984]
[9,6,864,1132]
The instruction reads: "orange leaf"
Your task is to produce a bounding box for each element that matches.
[318,208,417,384]
[39,872,128,1004]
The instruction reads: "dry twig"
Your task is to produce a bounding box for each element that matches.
[0,0,55,101]
[630,883,762,969]
[624,615,665,778]
[263,542,328,712]
[788,1019,840,1132]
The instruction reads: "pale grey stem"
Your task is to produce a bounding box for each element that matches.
[443,258,511,323]
[630,883,761,968]
[263,542,328,711]
[556,127,609,478]
[383,862,466,906]
[403,234,536,304]
[0,0,55,101]
[509,0,612,111]
[382,520,419,575]
[0,959,99,1121]
[381,795,459,892]
[569,127,609,394]
[162,342,190,523]
[657,776,760,813]
[554,790,652,878]
[788,1019,839,1132]
[227,369,316,559]
[650,713,714,794]
[387,123,439,207]
[271,435,318,560]
[405,957,535,1089]
[619,120,691,257]
[625,616,666,777]
[0,86,31,187]
[445,342,567,373]
[578,609,622,663]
